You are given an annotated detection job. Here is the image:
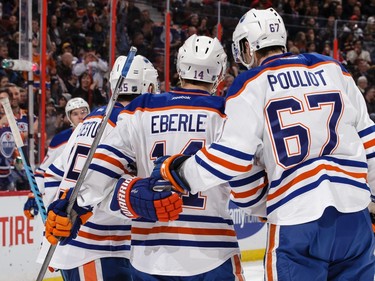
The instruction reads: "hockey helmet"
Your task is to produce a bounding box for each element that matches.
[109,55,159,95]
[65,97,90,125]
[177,34,227,93]
[232,8,287,69]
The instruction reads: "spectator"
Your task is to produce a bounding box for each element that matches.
[141,19,155,48]
[7,15,18,36]
[293,31,307,53]
[7,83,38,143]
[72,49,108,91]
[364,85,375,115]
[181,25,198,42]
[153,19,182,58]
[197,16,210,36]
[56,52,73,88]
[48,14,65,49]
[130,31,152,58]
[64,74,79,95]
[0,42,22,85]
[30,36,56,90]
[363,16,375,64]
[346,39,372,65]
[352,58,371,82]
[98,5,110,32]
[61,42,74,55]
[0,75,9,87]
[126,0,142,37]
[357,75,368,95]
[19,87,27,109]
[343,15,363,40]
[322,40,333,57]
[7,31,20,59]
[72,71,106,109]
[11,156,29,190]
[67,17,86,52]
[341,31,355,58]
[45,98,60,142]
[57,93,71,109]
[307,41,316,53]
[282,0,300,36]
[318,16,335,48]
[0,87,16,191]
[82,1,98,32]
[363,0,375,17]
[92,22,106,54]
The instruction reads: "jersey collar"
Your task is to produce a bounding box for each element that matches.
[171,87,212,96]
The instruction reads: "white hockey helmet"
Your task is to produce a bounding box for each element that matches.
[110,55,159,95]
[232,8,287,69]
[177,34,227,93]
[65,97,90,125]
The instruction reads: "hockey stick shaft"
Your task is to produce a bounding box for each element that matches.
[35,46,137,281]
[67,46,137,215]
[0,97,47,223]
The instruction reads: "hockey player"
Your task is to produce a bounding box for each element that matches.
[152,8,375,281]
[40,55,160,281]
[46,34,246,280]
[24,97,90,219]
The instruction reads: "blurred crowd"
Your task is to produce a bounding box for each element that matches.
[0,0,374,191]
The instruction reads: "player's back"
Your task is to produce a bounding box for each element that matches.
[227,52,372,225]
[40,102,131,269]
[121,88,226,176]
[115,88,241,275]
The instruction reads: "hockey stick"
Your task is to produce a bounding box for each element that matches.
[36,46,137,281]
[0,97,47,223]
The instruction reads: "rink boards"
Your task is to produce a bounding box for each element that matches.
[0,192,266,281]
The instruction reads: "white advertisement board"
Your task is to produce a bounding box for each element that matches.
[0,191,61,281]
[0,192,266,280]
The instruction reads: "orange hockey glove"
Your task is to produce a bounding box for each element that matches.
[45,189,92,245]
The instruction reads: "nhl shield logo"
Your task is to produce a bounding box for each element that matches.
[0,131,15,158]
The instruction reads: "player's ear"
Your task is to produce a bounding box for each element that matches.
[148,84,155,94]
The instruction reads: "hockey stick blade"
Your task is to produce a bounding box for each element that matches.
[35,46,137,281]
[0,97,47,223]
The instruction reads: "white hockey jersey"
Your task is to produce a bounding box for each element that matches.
[35,127,74,198]
[181,52,375,226]
[38,102,132,270]
[78,88,243,276]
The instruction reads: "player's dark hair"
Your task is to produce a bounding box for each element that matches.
[257,45,285,58]
[183,79,212,87]
[118,94,140,102]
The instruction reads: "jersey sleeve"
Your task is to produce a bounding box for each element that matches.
[229,164,268,217]
[181,77,263,193]
[43,127,80,206]
[77,113,136,207]
[35,128,73,198]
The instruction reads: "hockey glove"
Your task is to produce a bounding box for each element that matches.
[152,155,190,193]
[24,193,39,219]
[45,189,93,246]
[110,176,183,222]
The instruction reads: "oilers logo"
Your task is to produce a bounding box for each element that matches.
[17,122,28,133]
[0,131,15,158]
